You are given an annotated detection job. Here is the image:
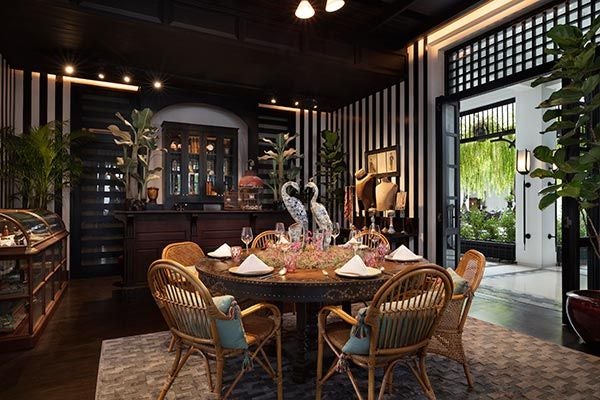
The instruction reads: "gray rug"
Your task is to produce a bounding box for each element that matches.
[95,317,600,400]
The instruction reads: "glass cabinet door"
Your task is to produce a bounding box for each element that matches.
[223,137,234,193]
[188,135,201,195]
[168,133,182,196]
[205,135,218,197]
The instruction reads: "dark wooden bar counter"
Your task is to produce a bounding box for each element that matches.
[113,210,293,287]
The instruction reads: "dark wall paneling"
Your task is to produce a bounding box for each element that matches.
[0,54,16,208]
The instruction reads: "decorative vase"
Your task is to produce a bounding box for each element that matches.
[147,187,159,203]
[566,290,600,344]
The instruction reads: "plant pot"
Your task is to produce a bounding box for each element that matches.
[147,187,159,203]
[566,290,600,344]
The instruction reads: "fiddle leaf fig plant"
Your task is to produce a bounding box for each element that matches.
[529,17,600,259]
[258,132,302,202]
[108,108,164,203]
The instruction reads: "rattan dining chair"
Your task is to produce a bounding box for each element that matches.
[427,249,486,387]
[316,264,452,400]
[251,230,288,249]
[353,231,390,250]
[148,259,283,400]
[161,241,206,351]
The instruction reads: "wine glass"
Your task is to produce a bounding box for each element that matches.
[332,222,340,245]
[371,225,381,247]
[241,227,253,253]
[275,222,285,243]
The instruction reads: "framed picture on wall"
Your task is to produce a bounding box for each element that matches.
[367,153,378,174]
[365,145,400,177]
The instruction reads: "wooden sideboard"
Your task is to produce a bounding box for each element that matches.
[113,210,293,287]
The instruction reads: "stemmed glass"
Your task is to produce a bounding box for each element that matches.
[241,226,253,253]
[371,225,381,247]
[331,222,340,245]
[275,222,285,243]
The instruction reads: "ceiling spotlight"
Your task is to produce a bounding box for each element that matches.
[64,65,75,75]
[326,0,345,12]
[98,73,105,80]
[295,1,315,19]
[313,104,318,109]
[123,75,131,83]
[153,80,162,89]
[294,101,300,107]
[270,97,277,104]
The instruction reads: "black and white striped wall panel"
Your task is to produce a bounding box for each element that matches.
[331,41,428,256]
[0,55,16,208]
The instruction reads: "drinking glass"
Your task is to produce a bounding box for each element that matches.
[231,246,242,263]
[289,224,303,244]
[241,226,253,252]
[275,222,285,242]
[371,225,381,247]
[331,222,340,245]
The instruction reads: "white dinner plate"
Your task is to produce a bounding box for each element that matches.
[384,254,423,262]
[228,266,274,276]
[334,267,382,279]
[207,252,231,259]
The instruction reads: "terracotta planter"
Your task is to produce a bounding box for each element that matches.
[147,187,159,204]
[566,290,600,344]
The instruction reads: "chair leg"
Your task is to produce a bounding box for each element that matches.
[463,362,474,388]
[367,364,376,400]
[200,351,214,392]
[168,334,176,352]
[158,345,194,400]
[410,352,436,400]
[316,331,324,400]
[215,355,225,400]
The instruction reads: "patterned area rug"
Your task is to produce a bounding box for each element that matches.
[95,317,600,400]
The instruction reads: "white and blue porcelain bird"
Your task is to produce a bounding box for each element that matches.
[281,181,308,231]
[305,179,333,234]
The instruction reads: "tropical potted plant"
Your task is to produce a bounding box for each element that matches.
[3,121,89,209]
[530,17,600,343]
[258,132,302,206]
[108,108,163,210]
[316,130,346,217]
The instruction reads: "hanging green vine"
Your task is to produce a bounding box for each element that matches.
[460,133,516,200]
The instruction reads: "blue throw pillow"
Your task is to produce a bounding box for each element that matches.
[446,268,469,295]
[213,295,248,350]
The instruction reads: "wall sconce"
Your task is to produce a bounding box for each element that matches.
[516,149,532,247]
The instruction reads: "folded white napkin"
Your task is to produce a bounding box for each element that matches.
[277,236,290,245]
[208,243,232,258]
[390,245,421,261]
[237,254,271,273]
[345,237,361,246]
[339,255,369,275]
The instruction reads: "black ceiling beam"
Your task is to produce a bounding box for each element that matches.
[360,0,421,36]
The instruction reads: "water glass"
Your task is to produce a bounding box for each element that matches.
[275,222,285,242]
[241,226,253,252]
[289,224,303,244]
[332,222,340,245]
[285,253,297,273]
[231,246,242,263]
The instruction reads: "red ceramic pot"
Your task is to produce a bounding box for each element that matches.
[566,290,600,344]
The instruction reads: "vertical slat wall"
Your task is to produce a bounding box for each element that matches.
[0,55,16,209]
[331,41,427,255]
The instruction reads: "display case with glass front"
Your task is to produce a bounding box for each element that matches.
[163,122,238,208]
[0,209,68,350]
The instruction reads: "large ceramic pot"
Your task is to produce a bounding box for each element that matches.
[566,290,600,344]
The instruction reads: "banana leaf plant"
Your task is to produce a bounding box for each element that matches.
[257,132,302,202]
[3,121,90,209]
[108,108,164,202]
[529,17,600,260]
[316,130,346,216]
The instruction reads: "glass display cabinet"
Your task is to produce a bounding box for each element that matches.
[0,209,68,350]
[163,122,238,208]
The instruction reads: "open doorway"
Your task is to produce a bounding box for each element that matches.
[457,78,589,310]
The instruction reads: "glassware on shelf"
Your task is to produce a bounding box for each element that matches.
[188,158,200,195]
[241,227,253,253]
[170,159,181,195]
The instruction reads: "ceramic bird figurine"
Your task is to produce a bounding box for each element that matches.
[281,181,308,231]
[305,179,333,245]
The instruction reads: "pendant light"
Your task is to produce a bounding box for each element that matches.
[295,1,315,19]
[325,0,345,12]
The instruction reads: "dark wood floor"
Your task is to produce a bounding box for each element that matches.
[0,276,598,400]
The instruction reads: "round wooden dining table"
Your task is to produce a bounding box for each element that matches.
[196,250,428,383]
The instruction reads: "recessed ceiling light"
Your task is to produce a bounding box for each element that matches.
[64,65,75,75]
[123,75,131,83]
[313,104,318,109]
[153,81,162,89]
[98,73,105,80]
[294,101,300,107]
[325,0,345,12]
[295,1,315,19]
[270,97,277,104]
